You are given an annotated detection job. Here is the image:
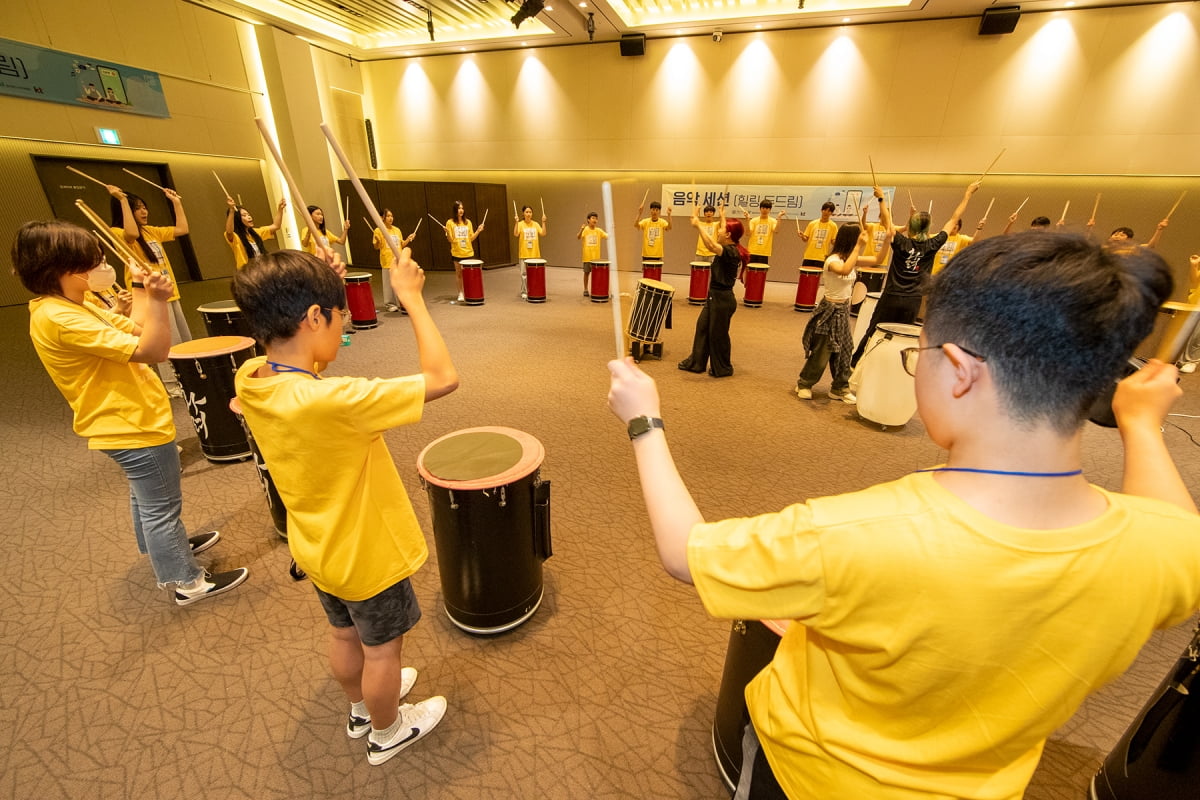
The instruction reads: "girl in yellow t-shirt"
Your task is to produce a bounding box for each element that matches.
[373,208,416,312]
[224,196,286,270]
[13,220,248,606]
[513,204,547,299]
[300,205,350,255]
[444,200,485,303]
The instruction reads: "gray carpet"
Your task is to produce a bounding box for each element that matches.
[2,264,1198,799]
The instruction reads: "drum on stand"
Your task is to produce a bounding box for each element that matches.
[460,259,485,306]
[417,427,552,634]
[743,265,769,308]
[852,323,922,427]
[627,278,675,362]
[1092,624,1200,800]
[229,397,288,539]
[794,266,823,312]
[688,261,711,306]
[851,268,887,317]
[589,261,610,303]
[197,300,252,340]
[343,273,378,330]
[524,258,547,303]
[642,260,664,282]
[712,619,791,794]
[168,336,255,462]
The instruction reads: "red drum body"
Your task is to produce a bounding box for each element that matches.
[642,260,663,281]
[168,336,255,462]
[343,273,378,330]
[524,259,547,303]
[460,259,485,306]
[713,619,790,793]
[743,265,769,308]
[229,397,287,539]
[417,427,552,634]
[688,261,711,305]
[589,261,610,303]
[794,266,823,312]
[852,268,887,317]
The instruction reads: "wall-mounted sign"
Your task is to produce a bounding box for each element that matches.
[0,37,170,118]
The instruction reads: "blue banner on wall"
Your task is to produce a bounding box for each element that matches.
[0,37,170,118]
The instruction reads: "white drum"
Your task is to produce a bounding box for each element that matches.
[852,292,882,348]
[852,322,922,427]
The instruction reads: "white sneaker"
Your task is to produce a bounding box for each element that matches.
[830,390,857,404]
[347,668,419,739]
[384,302,400,313]
[366,696,447,765]
[795,386,812,400]
[1181,362,1196,374]
[456,292,465,303]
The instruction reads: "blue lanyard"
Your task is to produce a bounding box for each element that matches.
[916,467,1083,478]
[266,360,321,380]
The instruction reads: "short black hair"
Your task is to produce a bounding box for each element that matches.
[760,200,773,210]
[1030,216,1052,228]
[587,212,598,220]
[1110,227,1135,239]
[12,220,101,296]
[925,233,1172,432]
[703,205,716,214]
[649,201,662,211]
[231,250,346,346]
[821,201,836,213]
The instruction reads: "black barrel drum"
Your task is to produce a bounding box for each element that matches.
[168,336,255,462]
[229,397,288,539]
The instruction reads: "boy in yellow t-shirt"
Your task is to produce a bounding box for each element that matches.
[634,200,672,260]
[607,233,1200,800]
[798,201,838,266]
[577,212,608,296]
[233,247,459,767]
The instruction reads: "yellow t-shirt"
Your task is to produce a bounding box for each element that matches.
[695,220,720,257]
[28,296,174,450]
[862,222,892,267]
[373,225,404,269]
[803,219,837,261]
[688,472,1200,800]
[113,225,181,303]
[581,226,608,263]
[638,218,670,259]
[446,220,475,259]
[301,226,347,255]
[234,357,429,601]
[933,233,974,274]
[747,216,778,258]
[225,226,277,270]
[516,220,542,259]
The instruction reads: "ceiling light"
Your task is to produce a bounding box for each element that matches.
[842,16,850,22]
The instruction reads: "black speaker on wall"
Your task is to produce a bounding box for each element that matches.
[979,6,1020,35]
[620,33,646,57]
[365,118,378,169]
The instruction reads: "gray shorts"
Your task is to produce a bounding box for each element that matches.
[315,578,422,646]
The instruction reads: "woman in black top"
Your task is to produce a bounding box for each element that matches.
[679,206,748,378]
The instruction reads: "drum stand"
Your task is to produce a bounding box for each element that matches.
[626,302,673,363]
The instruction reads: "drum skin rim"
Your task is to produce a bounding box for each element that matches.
[747,265,769,272]
[417,426,545,489]
[168,335,255,358]
[460,259,484,266]
[524,259,547,265]
[799,266,823,274]
[1161,302,1200,312]
[344,272,372,282]
[641,260,665,266]
[876,323,922,337]
[197,300,241,312]
[857,267,888,274]
[637,278,675,292]
[588,260,610,266]
[761,619,791,637]
[689,261,712,268]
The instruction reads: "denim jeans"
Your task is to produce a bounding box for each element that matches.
[102,442,203,587]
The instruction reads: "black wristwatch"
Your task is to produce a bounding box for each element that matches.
[627,415,664,440]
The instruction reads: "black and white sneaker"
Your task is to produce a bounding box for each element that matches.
[366,696,447,765]
[174,568,249,607]
[346,668,418,739]
[188,531,220,554]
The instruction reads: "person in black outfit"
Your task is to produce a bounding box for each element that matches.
[850,180,980,367]
[678,205,748,378]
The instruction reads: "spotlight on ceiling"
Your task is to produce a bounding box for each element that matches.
[426,7,435,40]
[511,0,546,27]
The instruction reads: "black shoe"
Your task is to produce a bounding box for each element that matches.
[174,568,249,607]
[188,531,220,554]
[678,360,705,373]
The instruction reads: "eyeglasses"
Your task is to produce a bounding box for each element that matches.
[900,344,986,377]
[320,307,347,324]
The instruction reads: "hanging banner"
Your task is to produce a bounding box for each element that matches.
[663,184,895,222]
[0,37,170,118]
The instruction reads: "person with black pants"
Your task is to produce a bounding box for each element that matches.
[678,205,748,378]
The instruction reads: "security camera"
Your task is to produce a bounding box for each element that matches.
[712,29,723,42]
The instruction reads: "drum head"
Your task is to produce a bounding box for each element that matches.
[642,260,664,267]
[417,426,545,490]
[525,259,546,266]
[689,261,711,268]
[197,299,240,313]
[851,282,868,304]
[169,335,255,358]
[877,323,922,338]
[344,272,371,282]
[460,259,483,267]
[638,278,675,293]
[589,260,610,267]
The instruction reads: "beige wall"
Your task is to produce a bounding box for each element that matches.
[364,3,1200,175]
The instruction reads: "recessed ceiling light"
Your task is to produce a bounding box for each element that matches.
[579,1,587,5]
[842,16,850,22]
[1065,1,1075,5]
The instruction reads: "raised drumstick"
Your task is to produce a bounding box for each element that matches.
[1059,200,1070,223]
[428,212,443,227]
[481,208,489,227]
[319,123,396,267]
[602,181,624,360]
[412,217,423,235]
[1014,197,1029,215]
[212,170,233,202]
[66,165,108,189]
[121,168,178,197]
[254,117,325,250]
[978,148,1006,181]
[1090,193,1101,221]
[868,156,877,187]
[982,197,995,220]
[1165,191,1188,220]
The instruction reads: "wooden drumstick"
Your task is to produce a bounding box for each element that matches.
[539,197,545,218]
[602,181,624,360]
[978,148,1006,181]
[237,193,243,207]
[1014,196,1029,215]
[427,212,443,227]
[868,156,877,188]
[93,230,127,264]
[77,201,144,266]
[1060,200,1070,223]
[363,216,374,230]
[255,118,325,250]
[907,189,915,210]
[344,194,350,221]
[982,197,995,220]
[66,165,109,189]
[513,200,519,220]
[1090,193,1102,221]
[639,187,650,210]
[212,170,233,202]
[413,217,423,235]
[928,200,933,215]
[795,216,801,233]
[1165,190,1187,221]
[121,168,179,198]
[319,123,398,267]
[481,208,489,227]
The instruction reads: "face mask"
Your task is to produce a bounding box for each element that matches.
[85,263,117,292]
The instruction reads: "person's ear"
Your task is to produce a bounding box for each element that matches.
[304,304,324,329]
[942,344,984,399]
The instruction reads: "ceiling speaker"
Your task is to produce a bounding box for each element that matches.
[620,33,646,57]
[979,6,1020,35]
